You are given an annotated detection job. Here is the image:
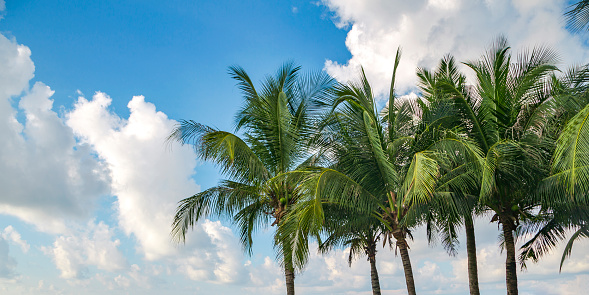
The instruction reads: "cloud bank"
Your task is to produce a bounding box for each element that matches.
[66,91,200,260]
[0,30,253,291]
[0,33,110,234]
[322,0,589,97]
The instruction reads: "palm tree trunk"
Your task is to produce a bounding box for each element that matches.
[285,260,295,295]
[397,238,417,295]
[465,216,480,295]
[368,254,381,295]
[501,216,518,295]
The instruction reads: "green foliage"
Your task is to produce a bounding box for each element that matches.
[279,49,486,294]
[169,33,589,289]
[169,63,334,270]
[519,63,589,271]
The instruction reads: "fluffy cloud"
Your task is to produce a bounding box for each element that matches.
[261,217,589,295]
[525,274,589,295]
[64,90,254,286]
[245,256,284,294]
[94,263,162,291]
[0,29,252,289]
[65,91,256,286]
[42,221,127,279]
[0,34,110,233]
[66,92,201,260]
[175,220,249,284]
[322,0,589,97]
[4,2,589,293]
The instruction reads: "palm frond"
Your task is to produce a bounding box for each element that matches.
[565,0,589,32]
[560,224,589,271]
[401,151,439,205]
[389,47,402,141]
[235,200,272,254]
[551,103,589,199]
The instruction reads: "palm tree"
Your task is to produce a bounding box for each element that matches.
[519,65,589,272]
[416,56,483,295]
[169,63,333,295]
[287,60,418,293]
[318,207,386,295]
[286,49,481,295]
[439,37,558,295]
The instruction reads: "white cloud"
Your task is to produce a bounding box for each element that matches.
[1,226,29,253]
[3,3,589,293]
[0,34,110,234]
[259,216,589,295]
[94,264,156,290]
[64,90,253,286]
[524,274,589,295]
[42,220,127,279]
[246,256,284,294]
[322,0,589,97]
[66,92,201,260]
[175,220,248,284]
[0,29,252,290]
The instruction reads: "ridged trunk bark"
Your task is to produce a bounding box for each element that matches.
[368,253,381,295]
[397,238,416,295]
[501,216,518,295]
[285,260,295,295]
[465,217,480,295]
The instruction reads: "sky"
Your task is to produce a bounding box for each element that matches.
[1,0,589,294]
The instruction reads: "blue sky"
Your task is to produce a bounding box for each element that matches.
[2,0,589,294]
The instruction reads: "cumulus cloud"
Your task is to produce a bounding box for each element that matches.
[175,220,249,284]
[256,216,589,295]
[322,0,589,97]
[4,2,589,293]
[245,256,284,294]
[94,263,162,291]
[525,274,589,295]
[66,92,201,260]
[0,34,110,233]
[64,90,254,286]
[42,220,127,279]
[64,91,256,286]
[0,29,252,289]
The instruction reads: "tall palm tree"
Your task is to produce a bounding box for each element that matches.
[439,37,558,295]
[169,63,333,295]
[286,50,481,295]
[416,56,483,295]
[318,207,386,295]
[288,61,418,293]
[519,65,589,271]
